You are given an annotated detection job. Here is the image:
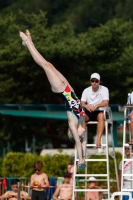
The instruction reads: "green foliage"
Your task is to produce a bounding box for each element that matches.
[1,12,133,104]
[41,152,70,177]
[1,0,133,33]
[1,151,71,177]
[0,11,133,151]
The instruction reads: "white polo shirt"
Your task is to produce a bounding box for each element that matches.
[81,85,109,110]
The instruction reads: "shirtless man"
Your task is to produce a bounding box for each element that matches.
[86,177,103,200]
[0,179,31,200]
[52,172,72,200]
[30,160,49,200]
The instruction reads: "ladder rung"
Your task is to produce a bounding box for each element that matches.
[123,174,133,176]
[75,159,108,161]
[85,159,107,161]
[76,179,117,182]
[122,189,133,191]
[74,189,108,192]
[75,174,108,177]
[86,153,116,157]
[87,121,98,124]
[76,179,108,182]
[86,144,107,147]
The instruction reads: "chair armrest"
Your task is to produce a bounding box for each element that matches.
[103,107,112,122]
[124,106,133,121]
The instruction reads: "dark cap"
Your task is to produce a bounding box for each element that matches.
[64,172,71,178]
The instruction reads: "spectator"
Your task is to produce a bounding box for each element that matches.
[86,177,103,200]
[0,179,31,200]
[30,160,49,200]
[52,172,72,200]
[81,73,109,148]
[118,145,133,200]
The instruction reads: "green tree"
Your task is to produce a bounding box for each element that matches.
[1,12,133,151]
[1,0,133,33]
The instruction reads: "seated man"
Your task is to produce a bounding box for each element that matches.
[86,177,103,200]
[0,179,31,200]
[81,73,109,147]
[52,172,72,200]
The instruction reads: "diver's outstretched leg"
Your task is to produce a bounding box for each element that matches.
[19,31,66,93]
[68,113,86,171]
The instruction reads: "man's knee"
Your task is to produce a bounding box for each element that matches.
[84,114,89,122]
[97,112,104,121]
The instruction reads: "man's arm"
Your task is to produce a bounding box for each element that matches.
[44,174,49,187]
[20,191,31,200]
[0,191,10,199]
[81,101,94,111]
[30,174,34,187]
[94,100,109,109]
[81,100,109,112]
[52,187,60,200]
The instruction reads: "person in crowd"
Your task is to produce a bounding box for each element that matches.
[86,177,103,200]
[118,145,133,200]
[19,30,86,171]
[30,160,49,200]
[0,179,31,200]
[81,73,109,148]
[52,172,73,200]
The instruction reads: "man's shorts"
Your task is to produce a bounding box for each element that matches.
[32,190,47,200]
[85,110,103,122]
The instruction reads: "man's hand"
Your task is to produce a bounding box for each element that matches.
[85,105,98,112]
[37,185,42,188]
[9,195,17,198]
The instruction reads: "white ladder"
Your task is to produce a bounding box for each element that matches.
[121,106,133,199]
[72,107,119,200]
